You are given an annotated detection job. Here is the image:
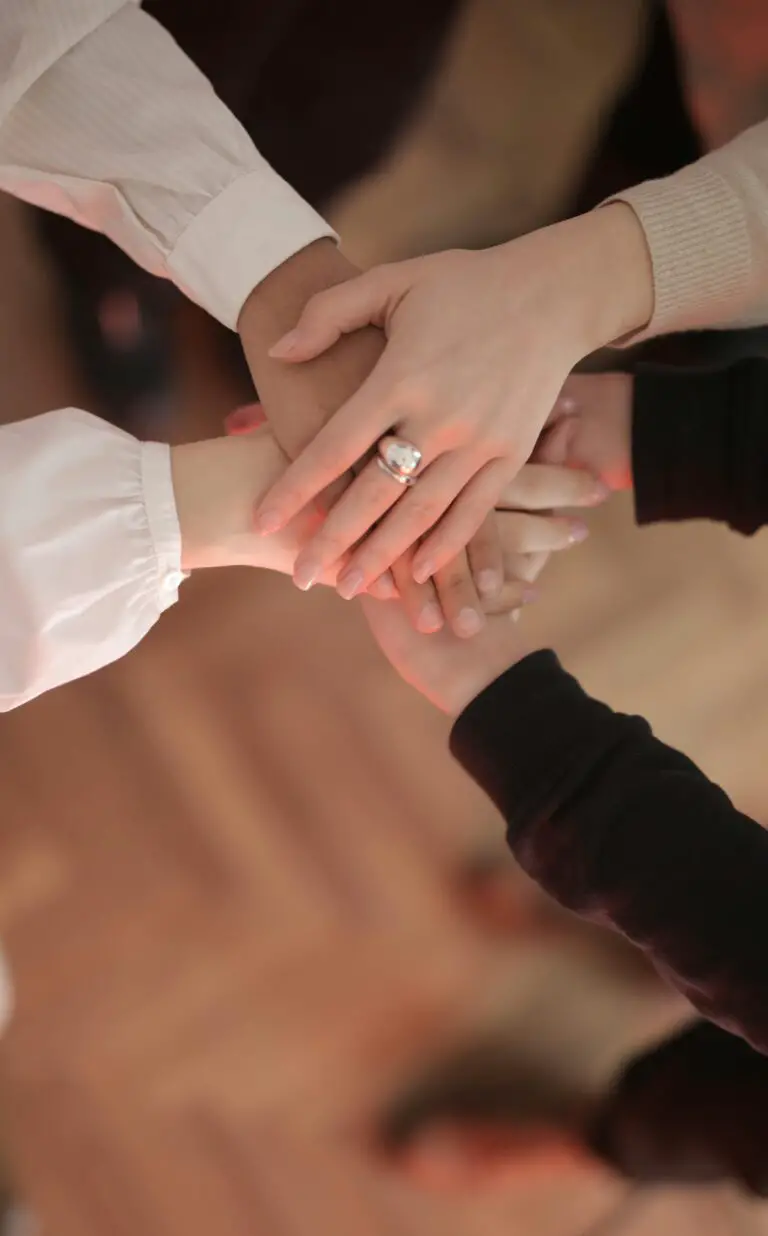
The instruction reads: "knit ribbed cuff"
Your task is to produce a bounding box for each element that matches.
[605,160,752,345]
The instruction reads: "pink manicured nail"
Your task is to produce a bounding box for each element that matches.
[569,521,589,544]
[418,602,443,633]
[337,569,364,600]
[293,560,320,591]
[225,404,265,435]
[370,573,396,600]
[587,481,611,505]
[413,560,434,585]
[477,569,502,597]
[268,329,300,359]
[454,608,484,638]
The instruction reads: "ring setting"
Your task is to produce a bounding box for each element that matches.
[376,436,422,486]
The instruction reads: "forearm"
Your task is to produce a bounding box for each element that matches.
[450,651,768,1052]
[632,357,768,534]
[238,240,384,465]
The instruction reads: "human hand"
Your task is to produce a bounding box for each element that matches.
[237,240,513,620]
[361,591,532,717]
[539,371,633,492]
[225,403,606,635]
[252,204,651,596]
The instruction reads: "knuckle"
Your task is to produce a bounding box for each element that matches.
[438,562,469,593]
[406,495,442,526]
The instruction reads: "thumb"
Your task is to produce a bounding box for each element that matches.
[268,266,401,363]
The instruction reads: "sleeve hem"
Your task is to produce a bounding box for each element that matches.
[140,441,185,612]
[167,170,338,329]
[604,161,752,345]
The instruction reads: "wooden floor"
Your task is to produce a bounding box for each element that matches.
[2,14,768,1233]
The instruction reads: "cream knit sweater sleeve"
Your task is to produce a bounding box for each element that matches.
[611,118,768,340]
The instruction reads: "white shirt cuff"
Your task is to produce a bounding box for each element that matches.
[167,170,338,330]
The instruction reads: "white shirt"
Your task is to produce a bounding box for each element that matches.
[0,1,336,709]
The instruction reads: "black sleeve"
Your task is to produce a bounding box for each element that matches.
[632,357,768,534]
[450,650,768,1054]
[590,1020,768,1195]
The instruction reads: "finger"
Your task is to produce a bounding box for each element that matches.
[498,550,550,623]
[334,451,486,598]
[268,267,405,362]
[534,417,576,467]
[497,463,608,512]
[495,510,589,556]
[433,552,485,639]
[391,552,444,635]
[482,577,539,617]
[514,550,550,583]
[292,454,411,592]
[467,513,505,601]
[367,570,398,600]
[412,458,511,583]
[485,551,547,616]
[252,369,398,533]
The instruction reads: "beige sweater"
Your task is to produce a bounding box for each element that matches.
[613,117,768,340]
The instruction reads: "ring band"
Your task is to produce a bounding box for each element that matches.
[376,455,416,486]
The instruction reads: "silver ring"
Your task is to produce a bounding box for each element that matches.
[377,434,423,481]
[376,455,416,486]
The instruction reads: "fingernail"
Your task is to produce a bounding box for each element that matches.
[372,572,396,600]
[586,481,611,506]
[413,560,434,584]
[337,569,364,600]
[521,587,538,605]
[225,404,265,435]
[569,521,589,544]
[454,608,484,638]
[418,602,443,633]
[268,329,300,359]
[255,509,283,534]
[477,569,502,598]
[293,560,320,591]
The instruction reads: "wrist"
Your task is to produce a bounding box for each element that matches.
[238,239,356,337]
[576,204,654,349]
[238,239,384,483]
[172,433,284,572]
[441,635,531,717]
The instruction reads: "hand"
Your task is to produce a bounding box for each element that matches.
[252,204,652,595]
[361,593,532,717]
[224,403,607,635]
[237,239,510,623]
[539,371,633,491]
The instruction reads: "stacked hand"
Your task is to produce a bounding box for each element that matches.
[178,368,632,712]
[251,206,651,614]
[219,402,608,636]
[363,368,636,711]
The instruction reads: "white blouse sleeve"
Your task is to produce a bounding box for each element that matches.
[0,1,335,329]
[0,408,184,711]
